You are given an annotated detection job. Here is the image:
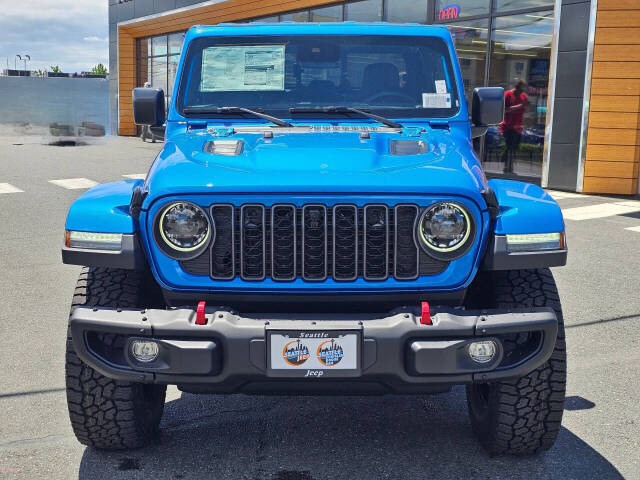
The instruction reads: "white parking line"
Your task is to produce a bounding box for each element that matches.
[48,178,98,189]
[546,190,583,200]
[562,202,640,221]
[625,226,640,233]
[613,201,640,208]
[0,183,24,194]
[122,174,146,180]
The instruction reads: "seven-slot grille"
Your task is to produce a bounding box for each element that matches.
[181,203,449,281]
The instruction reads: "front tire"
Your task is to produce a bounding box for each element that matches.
[65,267,166,449]
[465,268,567,455]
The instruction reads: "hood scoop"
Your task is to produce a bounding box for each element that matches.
[203,140,244,156]
[389,140,428,156]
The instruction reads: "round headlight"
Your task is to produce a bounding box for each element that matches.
[158,202,211,252]
[418,202,472,254]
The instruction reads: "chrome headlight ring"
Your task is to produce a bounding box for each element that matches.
[416,202,476,261]
[153,201,213,260]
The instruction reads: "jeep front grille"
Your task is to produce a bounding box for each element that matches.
[181,203,448,282]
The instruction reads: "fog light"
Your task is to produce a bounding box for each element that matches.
[130,340,159,363]
[468,340,497,364]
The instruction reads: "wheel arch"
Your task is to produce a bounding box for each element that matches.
[65,179,143,233]
[488,179,564,235]
[482,180,567,271]
[62,180,148,270]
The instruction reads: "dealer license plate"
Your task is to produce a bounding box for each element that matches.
[267,330,361,378]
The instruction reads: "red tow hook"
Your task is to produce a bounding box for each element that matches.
[195,301,207,325]
[420,301,432,325]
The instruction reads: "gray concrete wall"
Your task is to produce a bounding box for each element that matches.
[0,76,109,136]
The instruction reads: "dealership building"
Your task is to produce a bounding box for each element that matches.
[108,0,640,195]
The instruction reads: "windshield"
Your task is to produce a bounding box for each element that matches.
[177,34,460,119]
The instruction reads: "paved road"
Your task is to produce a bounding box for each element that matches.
[0,136,638,479]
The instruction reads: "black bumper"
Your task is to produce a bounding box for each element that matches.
[69,306,557,394]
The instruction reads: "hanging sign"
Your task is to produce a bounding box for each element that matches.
[438,4,460,21]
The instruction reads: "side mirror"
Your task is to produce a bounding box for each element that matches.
[132,88,165,126]
[471,87,504,138]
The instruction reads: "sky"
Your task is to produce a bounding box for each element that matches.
[0,0,109,74]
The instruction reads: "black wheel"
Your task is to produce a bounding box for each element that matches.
[65,267,166,449]
[465,268,566,455]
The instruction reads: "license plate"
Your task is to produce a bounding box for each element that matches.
[267,330,361,378]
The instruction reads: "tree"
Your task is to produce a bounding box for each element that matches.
[50,65,61,73]
[91,63,108,75]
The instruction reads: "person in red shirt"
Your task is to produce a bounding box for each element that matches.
[500,79,529,173]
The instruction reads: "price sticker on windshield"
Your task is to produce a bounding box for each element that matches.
[201,45,285,92]
[435,80,448,94]
[422,93,452,109]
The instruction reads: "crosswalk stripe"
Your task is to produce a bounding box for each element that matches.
[48,178,98,190]
[562,202,640,221]
[0,183,24,194]
[122,174,146,180]
[625,226,640,233]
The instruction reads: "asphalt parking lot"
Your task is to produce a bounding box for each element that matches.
[0,136,638,479]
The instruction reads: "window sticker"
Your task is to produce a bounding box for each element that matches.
[435,79,448,94]
[201,45,285,92]
[422,93,452,109]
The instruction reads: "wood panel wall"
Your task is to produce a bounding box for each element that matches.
[117,0,341,135]
[584,0,640,194]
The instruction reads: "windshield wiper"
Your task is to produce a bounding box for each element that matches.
[182,106,292,128]
[289,106,403,129]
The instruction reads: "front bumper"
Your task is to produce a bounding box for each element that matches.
[69,306,557,394]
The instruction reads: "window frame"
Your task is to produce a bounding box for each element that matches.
[174,34,463,120]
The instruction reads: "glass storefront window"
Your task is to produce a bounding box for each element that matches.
[345,0,382,22]
[435,0,490,21]
[167,55,180,106]
[484,11,553,178]
[138,38,151,59]
[137,32,187,120]
[310,5,343,22]
[150,57,168,92]
[494,0,554,13]
[168,33,184,55]
[444,20,489,106]
[280,10,309,22]
[386,0,428,24]
[136,54,148,87]
[151,36,167,57]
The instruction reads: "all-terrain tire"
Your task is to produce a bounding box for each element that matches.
[465,268,566,455]
[65,267,166,449]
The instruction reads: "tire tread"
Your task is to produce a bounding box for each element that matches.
[466,268,566,455]
[65,267,166,450]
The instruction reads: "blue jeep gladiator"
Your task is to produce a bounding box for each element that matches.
[62,23,567,455]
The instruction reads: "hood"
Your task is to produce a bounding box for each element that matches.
[143,124,488,208]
